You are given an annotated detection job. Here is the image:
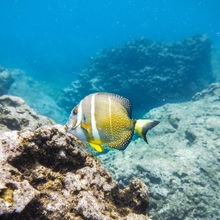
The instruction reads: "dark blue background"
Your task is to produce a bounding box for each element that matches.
[0,0,219,84]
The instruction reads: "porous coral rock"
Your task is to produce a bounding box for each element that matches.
[0,125,150,219]
[0,95,55,132]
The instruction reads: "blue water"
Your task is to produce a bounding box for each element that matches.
[0,0,220,85]
[0,2,219,219]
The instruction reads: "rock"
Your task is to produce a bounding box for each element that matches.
[97,83,220,220]
[8,69,66,124]
[0,95,55,132]
[59,35,214,115]
[0,125,150,219]
[0,66,14,95]
[192,82,220,101]
[0,161,39,215]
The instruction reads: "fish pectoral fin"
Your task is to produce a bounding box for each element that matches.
[81,123,89,130]
[89,142,104,152]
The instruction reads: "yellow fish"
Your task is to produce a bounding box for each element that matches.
[65,92,159,152]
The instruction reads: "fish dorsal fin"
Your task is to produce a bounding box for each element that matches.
[95,92,132,117]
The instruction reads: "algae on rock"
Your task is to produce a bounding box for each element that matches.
[0,125,151,219]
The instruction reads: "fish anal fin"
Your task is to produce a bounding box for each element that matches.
[89,142,104,152]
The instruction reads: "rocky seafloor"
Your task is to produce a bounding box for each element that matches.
[97,83,220,220]
[0,83,219,219]
[0,96,150,219]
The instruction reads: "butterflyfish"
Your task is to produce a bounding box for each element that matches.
[65,92,159,152]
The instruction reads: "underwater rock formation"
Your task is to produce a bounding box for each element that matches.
[0,66,14,95]
[97,83,220,220]
[0,125,150,219]
[0,95,54,132]
[59,35,214,114]
[8,69,66,124]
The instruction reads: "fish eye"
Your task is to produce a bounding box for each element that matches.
[73,109,77,114]
[72,106,78,115]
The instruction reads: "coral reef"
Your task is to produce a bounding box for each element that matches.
[0,66,14,95]
[97,83,220,220]
[0,95,54,132]
[0,125,150,219]
[59,35,214,114]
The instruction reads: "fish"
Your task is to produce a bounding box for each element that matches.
[65,92,159,152]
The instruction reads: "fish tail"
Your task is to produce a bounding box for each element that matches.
[134,119,159,143]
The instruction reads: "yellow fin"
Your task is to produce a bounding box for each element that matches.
[89,142,104,152]
[81,123,89,130]
[135,120,159,143]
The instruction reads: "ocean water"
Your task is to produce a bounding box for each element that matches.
[0,0,220,86]
[0,1,220,219]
